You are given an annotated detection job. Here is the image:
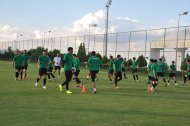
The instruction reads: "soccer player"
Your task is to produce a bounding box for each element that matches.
[35,50,51,89]
[22,50,30,79]
[150,59,158,92]
[87,51,102,93]
[157,58,167,86]
[108,55,114,83]
[131,57,139,82]
[53,53,61,78]
[113,55,123,88]
[73,54,83,88]
[47,55,56,81]
[183,59,190,85]
[122,58,127,79]
[13,51,23,80]
[167,61,178,86]
[147,59,153,84]
[59,47,73,94]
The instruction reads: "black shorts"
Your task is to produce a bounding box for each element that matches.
[39,68,47,76]
[157,72,164,77]
[65,70,72,82]
[48,67,53,73]
[74,70,80,77]
[169,73,176,78]
[115,71,122,80]
[132,69,137,73]
[151,77,158,81]
[108,70,114,74]
[22,65,28,70]
[15,66,22,72]
[54,66,61,70]
[90,71,99,82]
[122,68,126,72]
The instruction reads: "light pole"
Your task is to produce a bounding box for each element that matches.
[44,30,51,47]
[175,11,188,70]
[104,0,112,57]
[17,34,23,50]
[88,24,97,53]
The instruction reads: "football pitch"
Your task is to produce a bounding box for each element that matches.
[0,61,190,126]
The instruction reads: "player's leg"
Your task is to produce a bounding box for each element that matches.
[135,69,139,82]
[174,75,178,85]
[132,69,136,80]
[43,73,47,89]
[35,68,42,87]
[91,71,98,93]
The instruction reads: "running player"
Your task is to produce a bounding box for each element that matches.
[87,51,102,93]
[131,57,139,82]
[147,59,153,84]
[22,50,30,79]
[53,53,61,78]
[47,54,56,81]
[113,55,123,88]
[73,54,83,88]
[59,47,73,94]
[35,50,51,89]
[108,55,114,83]
[183,59,190,85]
[150,59,158,92]
[157,58,167,87]
[121,58,127,79]
[13,51,23,80]
[167,61,178,86]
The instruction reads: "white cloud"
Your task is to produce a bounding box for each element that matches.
[117,17,138,23]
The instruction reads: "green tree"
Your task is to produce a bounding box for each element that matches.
[181,54,190,70]
[137,55,147,67]
[77,43,87,62]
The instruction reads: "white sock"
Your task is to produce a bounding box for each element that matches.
[94,88,96,92]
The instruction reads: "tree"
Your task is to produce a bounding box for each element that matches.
[137,55,147,67]
[181,54,190,70]
[77,43,87,62]
[126,59,132,67]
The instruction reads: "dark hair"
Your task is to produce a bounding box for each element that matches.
[187,59,190,62]
[110,56,113,59]
[43,49,47,52]
[159,58,162,61]
[68,47,73,51]
[133,57,136,60]
[73,54,77,57]
[153,59,157,63]
[172,61,175,64]
[24,50,27,51]
[92,51,96,56]
[150,59,154,62]
[117,55,121,58]
[124,58,126,60]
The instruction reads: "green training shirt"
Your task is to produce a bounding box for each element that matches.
[170,64,176,73]
[131,61,138,69]
[13,55,23,67]
[73,58,80,70]
[63,53,73,71]
[108,59,114,71]
[121,60,127,69]
[113,58,122,72]
[187,64,190,75]
[88,56,102,71]
[38,55,50,69]
[22,54,30,65]
[148,63,152,72]
[157,61,165,73]
[150,64,157,77]
[48,58,53,68]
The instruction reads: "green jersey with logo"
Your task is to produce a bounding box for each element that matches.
[113,58,122,72]
[108,59,114,71]
[63,53,73,71]
[157,61,165,73]
[22,54,30,65]
[170,64,176,73]
[150,64,157,77]
[88,56,102,71]
[13,55,23,67]
[73,58,80,70]
[38,55,50,69]
[131,61,138,69]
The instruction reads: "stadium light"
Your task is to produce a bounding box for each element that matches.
[104,0,112,57]
[17,34,23,50]
[88,24,97,53]
[175,11,188,70]
[43,30,51,46]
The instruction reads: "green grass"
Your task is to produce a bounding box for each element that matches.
[0,61,190,126]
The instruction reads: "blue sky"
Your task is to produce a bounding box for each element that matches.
[0,0,189,40]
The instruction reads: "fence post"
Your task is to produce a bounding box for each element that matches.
[93,34,96,51]
[115,33,118,57]
[163,28,167,56]
[145,30,148,58]
[128,32,132,60]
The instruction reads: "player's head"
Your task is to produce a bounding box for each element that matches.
[92,51,96,56]
[154,59,157,63]
[68,47,73,54]
[133,57,136,61]
[43,50,47,55]
[187,59,190,64]
[23,50,27,54]
[17,50,21,55]
[110,55,113,59]
[159,58,162,61]
[73,54,77,58]
[56,53,59,57]
[172,61,175,64]
[150,59,153,63]
[117,55,121,59]
[124,58,126,61]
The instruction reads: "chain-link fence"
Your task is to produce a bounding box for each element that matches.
[0,25,190,70]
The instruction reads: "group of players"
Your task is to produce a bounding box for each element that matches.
[12,47,190,94]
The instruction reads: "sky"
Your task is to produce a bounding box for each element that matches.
[0,0,190,41]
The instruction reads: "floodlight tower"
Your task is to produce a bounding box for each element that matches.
[104,0,112,57]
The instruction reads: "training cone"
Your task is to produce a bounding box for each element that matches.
[147,85,151,93]
[82,85,87,94]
